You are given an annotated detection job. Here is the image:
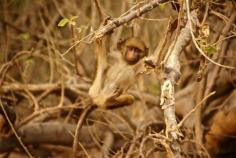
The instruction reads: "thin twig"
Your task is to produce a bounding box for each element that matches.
[17,103,85,128]
[78,142,92,158]
[185,0,234,69]
[57,79,65,107]
[63,0,169,55]
[0,100,33,158]
[72,105,93,158]
[177,91,216,128]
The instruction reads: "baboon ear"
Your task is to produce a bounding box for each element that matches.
[117,39,125,50]
[145,47,149,56]
[140,45,149,58]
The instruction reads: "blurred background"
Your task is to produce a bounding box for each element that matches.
[0,0,236,158]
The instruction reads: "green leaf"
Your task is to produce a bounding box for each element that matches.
[26,57,34,64]
[58,18,69,27]
[206,45,217,55]
[20,33,30,40]
[70,16,79,21]
[159,3,166,10]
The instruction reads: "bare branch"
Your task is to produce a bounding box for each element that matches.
[94,0,169,39]
[177,91,216,128]
[159,8,199,157]
[64,0,169,55]
[185,0,234,69]
[0,101,33,157]
[72,105,93,158]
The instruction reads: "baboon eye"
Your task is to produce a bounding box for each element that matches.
[134,48,141,54]
[127,46,133,51]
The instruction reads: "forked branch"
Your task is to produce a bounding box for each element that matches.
[159,10,198,157]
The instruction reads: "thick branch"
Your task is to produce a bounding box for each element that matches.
[0,119,163,153]
[160,10,198,156]
[1,83,90,92]
[0,122,97,153]
[1,83,160,106]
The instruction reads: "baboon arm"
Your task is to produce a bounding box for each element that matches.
[93,65,136,108]
[89,39,108,98]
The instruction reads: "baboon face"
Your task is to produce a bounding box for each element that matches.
[124,46,144,65]
[118,37,148,65]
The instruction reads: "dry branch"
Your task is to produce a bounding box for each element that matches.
[159,10,198,156]
[0,122,98,153]
[64,0,170,56]
[1,82,160,106]
[73,105,94,158]
[0,120,163,153]
[1,83,90,92]
[94,0,169,39]
[185,0,234,69]
[0,101,33,157]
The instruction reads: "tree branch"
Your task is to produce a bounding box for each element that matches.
[64,0,169,56]
[94,0,169,39]
[159,9,198,157]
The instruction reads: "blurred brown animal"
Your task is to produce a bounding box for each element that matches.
[89,37,148,108]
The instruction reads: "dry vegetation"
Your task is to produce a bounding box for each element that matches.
[0,0,236,158]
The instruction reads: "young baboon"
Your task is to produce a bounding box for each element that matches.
[89,37,148,108]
